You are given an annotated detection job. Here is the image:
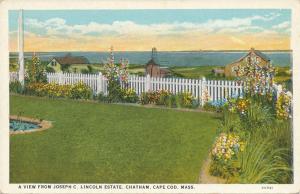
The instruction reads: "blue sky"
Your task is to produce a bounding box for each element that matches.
[9,9,291,51]
[9,9,291,30]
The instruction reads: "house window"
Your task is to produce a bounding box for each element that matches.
[52,60,56,66]
[232,66,238,73]
[256,57,260,63]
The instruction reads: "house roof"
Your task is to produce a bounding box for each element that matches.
[227,48,270,66]
[252,50,270,61]
[53,55,90,65]
[146,58,159,66]
[160,67,171,73]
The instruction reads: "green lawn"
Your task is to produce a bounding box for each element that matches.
[10,95,220,183]
[169,66,228,80]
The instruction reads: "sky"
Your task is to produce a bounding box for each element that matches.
[9,9,291,52]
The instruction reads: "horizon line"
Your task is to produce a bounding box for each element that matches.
[9,49,293,52]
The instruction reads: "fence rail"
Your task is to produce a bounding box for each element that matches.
[10,72,246,104]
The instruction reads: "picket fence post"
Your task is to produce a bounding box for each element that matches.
[58,72,63,85]
[201,77,207,106]
[97,72,102,94]
[145,74,151,92]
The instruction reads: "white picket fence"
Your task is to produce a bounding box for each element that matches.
[10,72,245,105]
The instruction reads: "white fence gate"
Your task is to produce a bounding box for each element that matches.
[9,72,246,105]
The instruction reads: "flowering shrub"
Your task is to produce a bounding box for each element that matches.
[140,90,170,105]
[235,56,275,96]
[157,90,172,105]
[203,99,227,112]
[69,82,93,99]
[236,98,250,115]
[104,47,129,102]
[202,88,210,104]
[276,92,292,120]
[24,82,92,99]
[139,90,197,108]
[26,53,47,83]
[10,80,23,94]
[121,88,139,103]
[179,92,194,108]
[210,133,245,178]
[228,97,250,115]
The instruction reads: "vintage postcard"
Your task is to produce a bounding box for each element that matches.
[0,0,299,193]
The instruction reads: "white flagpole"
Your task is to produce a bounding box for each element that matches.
[18,9,24,86]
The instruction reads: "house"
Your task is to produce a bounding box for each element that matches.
[212,68,225,76]
[224,48,271,77]
[47,53,90,72]
[145,48,171,77]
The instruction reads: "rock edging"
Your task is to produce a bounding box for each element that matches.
[10,115,52,135]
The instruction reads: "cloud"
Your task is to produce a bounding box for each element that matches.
[10,12,289,51]
[23,13,283,38]
[272,21,290,29]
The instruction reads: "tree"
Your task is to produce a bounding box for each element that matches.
[60,63,71,72]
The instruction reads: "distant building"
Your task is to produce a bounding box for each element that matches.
[224,48,271,77]
[145,48,170,77]
[212,68,225,76]
[47,53,90,72]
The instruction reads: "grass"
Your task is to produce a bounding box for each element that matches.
[169,66,226,79]
[10,95,220,183]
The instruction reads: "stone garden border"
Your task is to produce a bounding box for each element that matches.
[9,115,52,135]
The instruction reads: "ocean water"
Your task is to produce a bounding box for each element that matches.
[9,51,292,67]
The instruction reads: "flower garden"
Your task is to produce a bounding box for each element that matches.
[9,52,293,183]
[203,57,293,183]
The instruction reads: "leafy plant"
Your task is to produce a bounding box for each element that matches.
[234,136,292,184]
[26,53,47,83]
[24,82,92,100]
[240,101,274,131]
[209,133,245,179]
[9,80,23,94]
[276,92,292,120]
[121,88,138,103]
[96,92,109,103]
[140,92,150,105]
[104,47,129,103]
[69,82,93,99]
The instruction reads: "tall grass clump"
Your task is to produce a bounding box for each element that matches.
[233,127,292,184]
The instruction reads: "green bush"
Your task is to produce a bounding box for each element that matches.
[26,54,47,84]
[24,82,92,100]
[45,66,55,73]
[9,81,23,94]
[107,80,123,103]
[139,90,197,109]
[121,88,139,103]
[240,101,274,131]
[140,92,150,105]
[234,135,292,183]
[69,82,93,99]
[209,133,245,179]
[96,92,109,103]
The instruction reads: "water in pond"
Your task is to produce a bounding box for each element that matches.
[10,119,39,131]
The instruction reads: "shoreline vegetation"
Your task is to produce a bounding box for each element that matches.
[9,60,292,86]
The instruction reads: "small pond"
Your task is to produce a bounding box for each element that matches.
[10,119,40,131]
